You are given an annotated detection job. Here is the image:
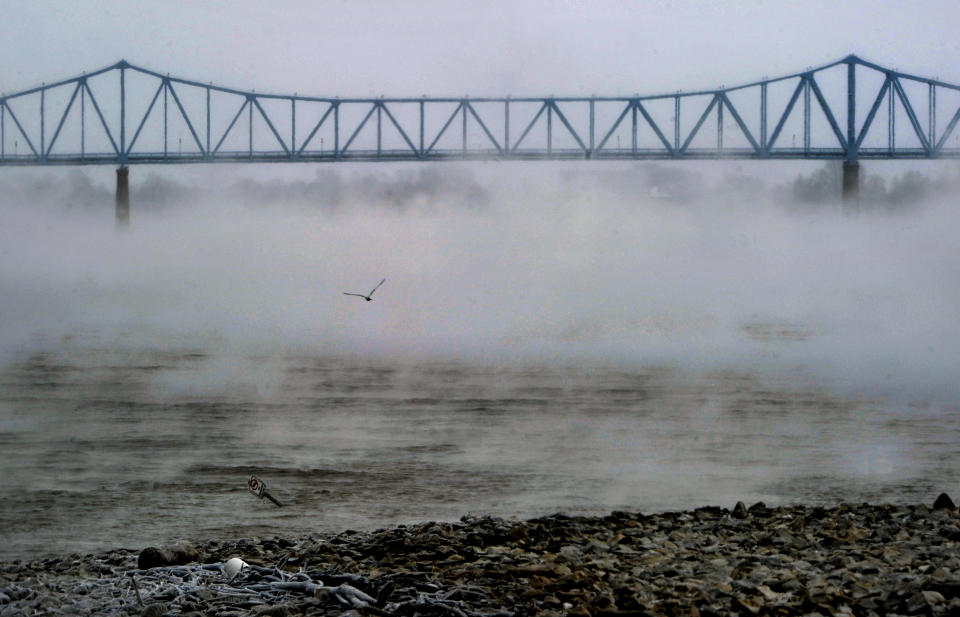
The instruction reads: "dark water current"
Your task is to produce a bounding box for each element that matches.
[1,345,958,561]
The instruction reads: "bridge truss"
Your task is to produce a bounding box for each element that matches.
[2,55,960,167]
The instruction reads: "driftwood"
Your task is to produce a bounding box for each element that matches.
[107,561,511,617]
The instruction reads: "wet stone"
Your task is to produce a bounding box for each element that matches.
[731,502,749,520]
[138,543,199,570]
[141,603,167,617]
[934,493,956,510]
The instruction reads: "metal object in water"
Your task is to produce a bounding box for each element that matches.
[248,475,284,507]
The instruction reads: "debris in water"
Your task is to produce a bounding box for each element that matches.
[248,475,284,507]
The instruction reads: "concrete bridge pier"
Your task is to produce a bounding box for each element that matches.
[115,166,130,229]
[842,160,859,211]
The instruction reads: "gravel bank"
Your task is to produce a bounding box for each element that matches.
[3,498,960,616]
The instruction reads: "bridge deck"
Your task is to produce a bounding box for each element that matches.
[0,148,954,166]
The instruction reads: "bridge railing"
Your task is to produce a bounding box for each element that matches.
[2,55,960,165]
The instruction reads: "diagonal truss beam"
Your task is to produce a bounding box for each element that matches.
[807,75,847,150]
[296,103,335,157]
[548,101,588,152]
[892,77,932,153]
[509,102,548,152]
[44,81,83,157]
[167,81,208,156]
[854,77,891,151]
[1,99,39,157]
[635,100,674,154]
[83,81,120,155]
[680,94,720,153]
[126,81,165,153]
[935,104,960,153]
[465,102,503,154]
[252,97,289,156]
[766,79,805,150]
[426,103,463,154]
[213,98,249,154]
[424,103,463,154]
[596,102,632,152]
[379,102,420,155]
[340,103,378,154]
[720,93,760,153]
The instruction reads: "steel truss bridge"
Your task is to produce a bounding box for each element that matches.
[1,54,959,219]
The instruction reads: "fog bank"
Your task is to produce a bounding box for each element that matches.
[1,164,958,402]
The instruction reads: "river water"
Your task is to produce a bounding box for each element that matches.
[1,344,957,561]
[1,170,959,560]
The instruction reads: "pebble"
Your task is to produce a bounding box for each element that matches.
[1,497,959,616]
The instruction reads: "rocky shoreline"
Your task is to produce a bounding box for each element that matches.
[3,497,960,616]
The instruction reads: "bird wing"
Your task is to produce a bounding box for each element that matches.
[343,292,366,297]
[368,278,387,296]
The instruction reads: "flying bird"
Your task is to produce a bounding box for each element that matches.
[343,278,386,302]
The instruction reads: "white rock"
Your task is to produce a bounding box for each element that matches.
[223,557,248,581]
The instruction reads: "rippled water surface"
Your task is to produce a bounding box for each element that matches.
[1,345,957,561]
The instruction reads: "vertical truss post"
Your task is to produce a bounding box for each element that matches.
[888,80,894,154]
[40,86,45,161]
[1,101,4,160]
[249,95,253,159]
[164,80,169,158]
[929,83,936,151]
[717,93,724,153]
[81,80,85,158]
[547,100,553,156]
[120,67,126,159]
[846,61,856,159]
[291,99,296,159]
[504,99,510,157]
[461,100,467,155]
[377,102,382,158]
[631,100,637,156]
[761,83,767,155]
[334,102,340,159]
[206,87,211,157]
[803,76,811,154]
[589,98,595,158]
[844,57,859,211]
[674,95,680,155]
[419,100,424,158]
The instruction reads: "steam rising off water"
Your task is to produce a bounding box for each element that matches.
[1,165,958,560]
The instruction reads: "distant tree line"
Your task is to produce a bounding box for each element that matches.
[587,161,959,209]
[0,166,492,212]
[0,161,952,212]
[786,162,958,210]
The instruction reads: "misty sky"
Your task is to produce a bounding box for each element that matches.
[2,1,959,99]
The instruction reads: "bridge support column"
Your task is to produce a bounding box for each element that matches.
[842,160,859,211]
[116,166,130,229]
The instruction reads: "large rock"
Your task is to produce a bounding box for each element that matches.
[731,501,749,519]
[137,542,199,569]
[933,493,955,509]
